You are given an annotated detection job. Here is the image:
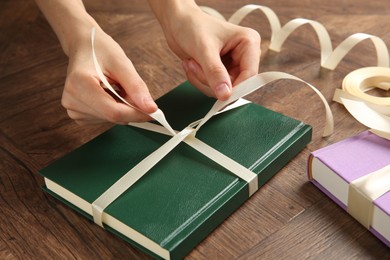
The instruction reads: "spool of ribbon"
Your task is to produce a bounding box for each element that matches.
[90,28,333,228]
[333,67,390,140]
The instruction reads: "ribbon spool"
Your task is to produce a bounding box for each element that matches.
[334,67,390,140]
[342,67,390,106]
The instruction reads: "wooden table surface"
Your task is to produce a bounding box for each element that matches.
[1,0,389,259]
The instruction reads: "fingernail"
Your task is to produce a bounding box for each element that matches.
[215,83,231,100]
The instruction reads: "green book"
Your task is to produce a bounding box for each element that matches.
[40,81,312,259]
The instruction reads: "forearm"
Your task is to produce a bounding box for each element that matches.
[147,0,201,32]
[35,0,99,56]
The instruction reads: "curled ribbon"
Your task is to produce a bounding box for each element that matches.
[90,28,333,227]
[201,4,390,70]
[201,4,390,139]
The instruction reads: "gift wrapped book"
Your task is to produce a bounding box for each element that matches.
[40,79,313,259]
[308,131,390,247]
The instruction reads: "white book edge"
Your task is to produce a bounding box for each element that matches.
[45,178,170,260]
[311,157,390,243]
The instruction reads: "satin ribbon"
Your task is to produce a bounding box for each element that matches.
[201,4,389,70]
[333,67,390,140]
[90,28,333,228]
[91,28,176,136]
[348,165,390,228]
[201,5,390,137]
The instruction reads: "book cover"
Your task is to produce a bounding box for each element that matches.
[40,81,312,259]
[308,131,390,247]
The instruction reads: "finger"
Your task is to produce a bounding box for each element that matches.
[62,88,98,117]
[63,76,132,122]
[196,48,232,101]
[228,66,241,83]
[183,60,214,97]
[66,72,152,124]
[66,109,109,125]
[231,29,261,86]
[74,118,108,125]
[66,103,134,125]
[107,55,158,114]
[66,109,92,121]
[97,96,152,124]
[182,59,208,86]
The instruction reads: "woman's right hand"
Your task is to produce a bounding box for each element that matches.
[61,27,158,125]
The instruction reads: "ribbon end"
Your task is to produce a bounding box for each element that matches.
[149,109,176,136]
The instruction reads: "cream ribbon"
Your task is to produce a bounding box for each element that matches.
[348,165,390,228]
[333,67,390,140]
[201,4,389,70]
[91,28,175,136]
[90,28,333,227]
[201,5,390,138]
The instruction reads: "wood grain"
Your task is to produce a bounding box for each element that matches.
[0,0,389,259]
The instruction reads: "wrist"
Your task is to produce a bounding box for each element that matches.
[35,0,99,56]
[65,16,101,57]
[147,0,200,33]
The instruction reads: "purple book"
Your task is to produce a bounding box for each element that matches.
[308,131,390,247]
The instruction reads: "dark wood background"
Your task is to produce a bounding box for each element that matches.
[1,0,389,259]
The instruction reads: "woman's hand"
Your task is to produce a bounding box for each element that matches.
[36,0,261,125]
[62,28,157,125]
[149,0,261,100]
[35,0,157,125]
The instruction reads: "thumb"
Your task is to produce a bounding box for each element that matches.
[109,57,158,114]
[197,51,232,100]
[125,79,158,114]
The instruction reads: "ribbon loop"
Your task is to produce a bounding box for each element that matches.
[227,4,282,41]
[270,18,333,67]
[201,4,390,70]
[196,72,333,137]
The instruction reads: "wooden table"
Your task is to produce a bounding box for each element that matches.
[1,0,389,258]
